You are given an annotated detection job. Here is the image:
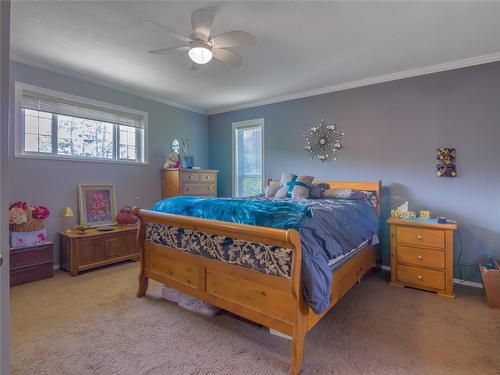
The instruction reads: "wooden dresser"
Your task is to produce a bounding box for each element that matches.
[60,226,139,276]
[388,218,457,298]
[10,242,54,286]
[162,168,218,198]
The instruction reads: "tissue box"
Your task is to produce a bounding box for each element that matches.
[10,229,47,248]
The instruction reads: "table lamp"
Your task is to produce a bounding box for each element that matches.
[63,206,74,233]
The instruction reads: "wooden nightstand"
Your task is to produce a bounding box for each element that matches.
[388,217,457,298]
[60,226,139,276]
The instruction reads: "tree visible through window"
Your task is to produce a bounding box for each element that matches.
[233,120,264,197]
[17,84,147,163]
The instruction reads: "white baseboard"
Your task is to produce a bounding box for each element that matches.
[379,265,483,288]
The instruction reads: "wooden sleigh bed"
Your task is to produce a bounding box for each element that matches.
[133,180,381,375]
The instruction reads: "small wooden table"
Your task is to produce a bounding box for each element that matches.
[60,226,140,276]
[388,217,457,298]
[10,242,54,286]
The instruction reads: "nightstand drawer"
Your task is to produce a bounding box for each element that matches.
[397,246,445,269]
[397,265,445,291]
[396,226,445,249]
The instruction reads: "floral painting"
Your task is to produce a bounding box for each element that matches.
[78,184,117,226]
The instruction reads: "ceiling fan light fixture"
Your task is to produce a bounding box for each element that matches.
[188,44,213,64]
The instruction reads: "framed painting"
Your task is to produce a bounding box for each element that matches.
[77,184,117,226]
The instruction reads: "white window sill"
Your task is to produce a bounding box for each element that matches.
[14,153,150,166]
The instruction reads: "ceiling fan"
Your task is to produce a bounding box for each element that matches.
[146,9,256,70]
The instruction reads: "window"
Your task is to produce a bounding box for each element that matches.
[232,119,264,197]
[15,83,148,163]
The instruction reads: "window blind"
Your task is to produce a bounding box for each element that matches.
[21,90,144,128]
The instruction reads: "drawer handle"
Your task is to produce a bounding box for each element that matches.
[416,255,423,260]
[206,176,210,179]
[188,175,193,179]
[416,275,423,280]
[186,187,191,191]
[208,186,212,190]
[416,235,423,240]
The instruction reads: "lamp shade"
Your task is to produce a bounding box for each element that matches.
[63,206,74,217]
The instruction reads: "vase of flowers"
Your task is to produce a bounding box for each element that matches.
[9,201,50,232]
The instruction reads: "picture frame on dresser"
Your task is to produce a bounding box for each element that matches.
[77,184,117,227]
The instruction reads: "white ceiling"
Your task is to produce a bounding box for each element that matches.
[10,1,500,114]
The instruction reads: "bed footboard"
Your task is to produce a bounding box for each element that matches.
[133,208,307,375]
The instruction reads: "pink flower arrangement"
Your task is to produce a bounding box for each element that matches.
[8,201,50,224]
[32,206,50,219]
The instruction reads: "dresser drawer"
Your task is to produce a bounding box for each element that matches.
[182,183,216,195]
[200,173,216,182]
[397,264,445,291]
[397,245,445,269]
[182,172,199,182]
[396,226,445,249]
[10,245,53,269]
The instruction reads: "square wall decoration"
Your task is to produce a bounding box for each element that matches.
[436,148,456,177]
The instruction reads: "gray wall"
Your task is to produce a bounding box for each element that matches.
[9,61,209,265]
[208,62,500,281]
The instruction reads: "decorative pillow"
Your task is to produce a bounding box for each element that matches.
[264,182,281,198]
[308,183,330,199]
[276,172,314,199]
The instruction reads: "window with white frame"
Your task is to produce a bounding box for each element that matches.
[232,119,264,197]
[15,83,148,163]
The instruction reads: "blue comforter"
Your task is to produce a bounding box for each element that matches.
[152,196,379,314]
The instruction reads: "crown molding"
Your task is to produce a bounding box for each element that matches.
[11,52,500,117]
[207,52,500,115]
[10,54,207,115]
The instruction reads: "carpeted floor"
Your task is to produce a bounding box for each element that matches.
[10,262,500,375]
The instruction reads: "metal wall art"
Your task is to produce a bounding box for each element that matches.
[303,118,345,162]
[436,148,456,177]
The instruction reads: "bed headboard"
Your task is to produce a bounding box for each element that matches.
[266,179,382,216]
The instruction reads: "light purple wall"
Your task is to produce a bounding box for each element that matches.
[9,61,209,265]
[208,62,500,281]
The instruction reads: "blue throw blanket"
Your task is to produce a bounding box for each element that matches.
[152,195,379,314]
[152,196,312,229]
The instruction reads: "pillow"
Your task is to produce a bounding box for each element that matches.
[264,182,281,198]
[308,183,330,199]
[322,188,363,199]
[275,172,314,199]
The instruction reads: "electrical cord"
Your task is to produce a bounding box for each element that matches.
[453,226,479,283]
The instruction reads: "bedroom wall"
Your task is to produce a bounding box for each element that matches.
[208,62,500,282]
[9,61,209,265]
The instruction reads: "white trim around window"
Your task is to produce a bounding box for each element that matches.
[232,118,265,197]
[14,82,149,165]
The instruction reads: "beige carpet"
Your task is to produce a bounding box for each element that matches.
[10,262,500,375]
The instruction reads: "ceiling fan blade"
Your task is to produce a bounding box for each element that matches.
[211,31,256,48]
[191,9,214,41]
[212,48,242,67]
[191,62,205,71]
[145,19,192,43]
[149,46,190,55]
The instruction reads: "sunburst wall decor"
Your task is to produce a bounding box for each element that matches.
[303,118,345,162]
